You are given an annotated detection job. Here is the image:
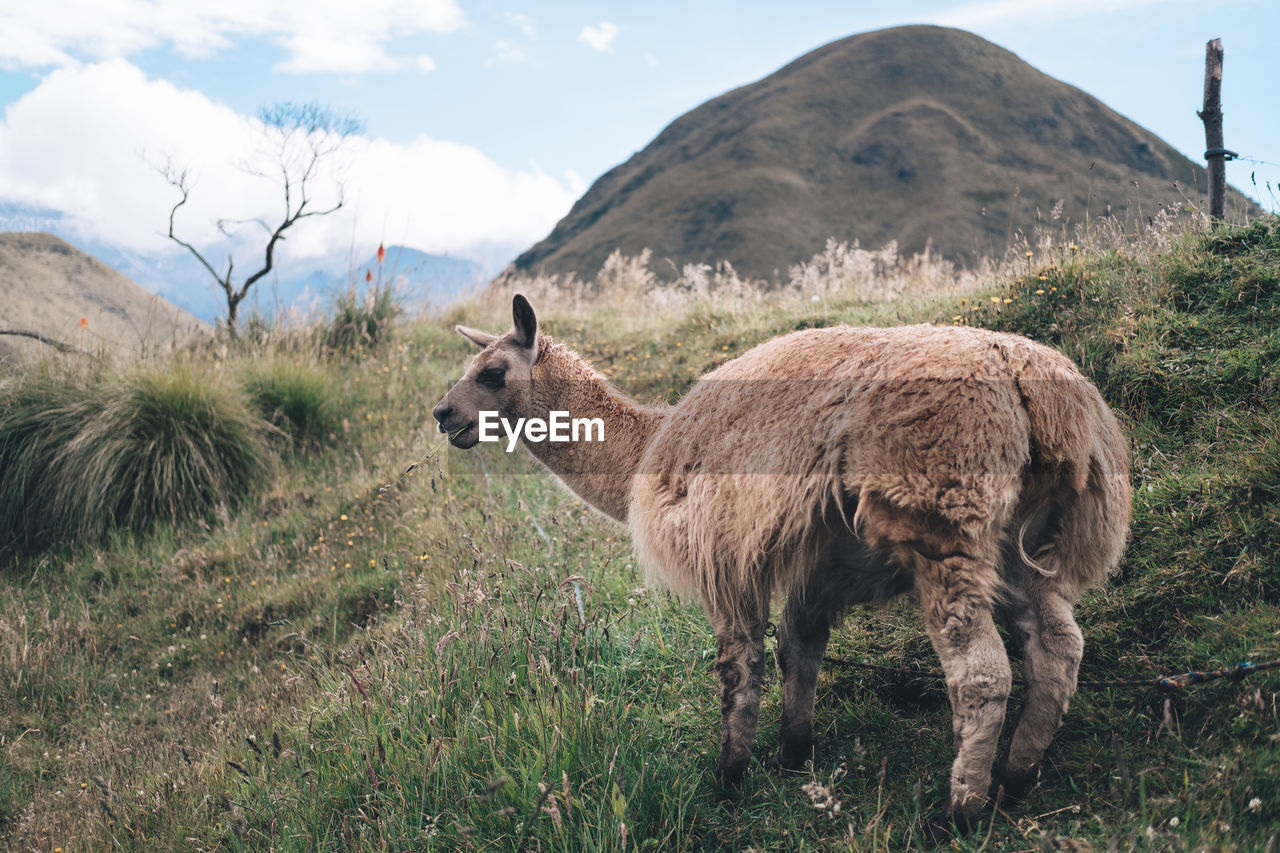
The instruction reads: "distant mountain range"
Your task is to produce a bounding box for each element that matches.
[516,25,1257,279]
[320,246,489,311]
[0,202,489,324]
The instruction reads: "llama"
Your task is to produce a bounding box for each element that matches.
[432,294,1131,836]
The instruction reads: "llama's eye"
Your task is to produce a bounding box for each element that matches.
[476,367,506,390]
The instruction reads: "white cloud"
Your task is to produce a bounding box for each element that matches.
[0,0,465,74]
[504,12,536,39]
[0,61,584,267]
[578,21,619,52]
[490,11,535,63]
[491,39,528,64]
[0,60,267,251]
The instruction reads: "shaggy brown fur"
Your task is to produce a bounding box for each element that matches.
[433,295,1131,836]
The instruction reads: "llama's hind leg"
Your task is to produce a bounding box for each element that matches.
[996,474,1129,801]
[907,547,1012,833]
[994,580,1083,802]
[775,589,833,770]
[713,607,768,786]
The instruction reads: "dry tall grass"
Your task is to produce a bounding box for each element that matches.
[466,208,1203,338]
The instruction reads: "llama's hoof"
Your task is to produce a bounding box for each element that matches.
[921,813,955,847]
[921,807,975,846]
[767,754,808,774]
[714,755,749,788]
[989,762,1040,806]
[773,742,811,773]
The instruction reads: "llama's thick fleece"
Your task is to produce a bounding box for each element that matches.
[629,324,1130,630]
[436,299,1132,825]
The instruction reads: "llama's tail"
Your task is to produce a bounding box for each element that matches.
[1013,435,1130,592]
[1016,515,1055,577]
[1012,353,1131,590]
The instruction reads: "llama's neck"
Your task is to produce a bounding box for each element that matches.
[516,339,662,523]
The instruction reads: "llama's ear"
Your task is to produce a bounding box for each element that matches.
[511,293,538,356]
[456,325,497,349]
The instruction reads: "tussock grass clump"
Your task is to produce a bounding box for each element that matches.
[242,358,341,450]
[0,361,271,555]
[325,281,402,354]
[0,376,98,554]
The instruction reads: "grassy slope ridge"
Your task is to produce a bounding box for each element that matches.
[2,219,1277,851]
[0,232,208,360]
[514,25,1256,280]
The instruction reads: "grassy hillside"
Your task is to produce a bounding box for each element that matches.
[2,218,1277,851]
[0,232,207,361]
[515,25,1257,281]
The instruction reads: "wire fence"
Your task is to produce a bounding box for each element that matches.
[1226,150,1280,212]
[819,654,1280,692]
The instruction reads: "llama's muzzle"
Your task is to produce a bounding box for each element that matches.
[431,400,479,448]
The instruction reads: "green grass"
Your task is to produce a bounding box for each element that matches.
[0,327,458,847]
[2,218,1278,851]
[242,357,342,451]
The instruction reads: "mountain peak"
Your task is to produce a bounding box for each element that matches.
[516,26,1251,278]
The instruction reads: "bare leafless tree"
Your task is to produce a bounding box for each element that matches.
[157,102,362,335]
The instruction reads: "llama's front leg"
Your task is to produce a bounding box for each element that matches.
[776,592,831,770]
[911,551,1012,837]
[994,584,1083,801]
[713,617,767,786]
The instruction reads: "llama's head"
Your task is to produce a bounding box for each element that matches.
[432,293,539,448]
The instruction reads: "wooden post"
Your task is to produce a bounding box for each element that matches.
[1199,39,1227,220]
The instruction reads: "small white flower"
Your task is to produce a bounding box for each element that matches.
[1248,797,1262,812]
[1168,816,1180,827]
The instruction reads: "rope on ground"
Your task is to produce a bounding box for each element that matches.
[820,655,1280,692]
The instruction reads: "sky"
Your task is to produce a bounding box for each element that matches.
[0,0,1276,279]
